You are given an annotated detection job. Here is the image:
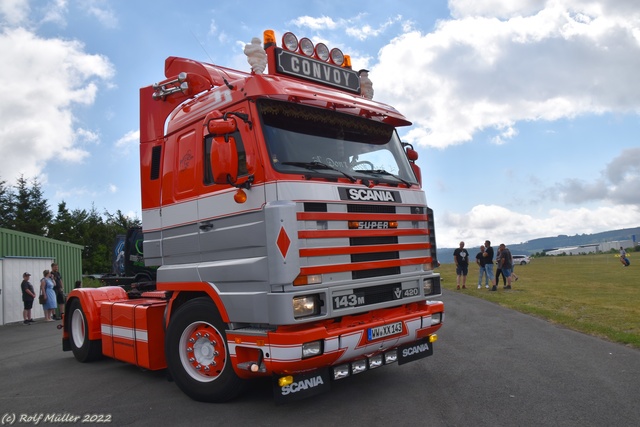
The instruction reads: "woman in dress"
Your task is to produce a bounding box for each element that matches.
[40,270,57,321]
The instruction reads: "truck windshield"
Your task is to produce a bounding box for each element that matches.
[258,99,417,185]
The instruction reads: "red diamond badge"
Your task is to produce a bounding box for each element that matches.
[276,227,291,259]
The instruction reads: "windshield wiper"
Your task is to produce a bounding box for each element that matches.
[282,161,357,183]
[357,169,413,187]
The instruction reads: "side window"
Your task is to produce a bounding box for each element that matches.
[204,130,248,185]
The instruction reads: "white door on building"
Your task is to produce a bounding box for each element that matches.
[1,257,54,325]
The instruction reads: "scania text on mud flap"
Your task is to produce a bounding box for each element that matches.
[61,29,444,403]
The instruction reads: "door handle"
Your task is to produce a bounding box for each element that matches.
[199,223,214,231]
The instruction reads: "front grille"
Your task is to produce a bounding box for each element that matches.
[353,267,401,280]
[352,251,399,263]
[347,204,396,214]
[304,202,327,212]
[296,201,431,281]
[350,236,398,246]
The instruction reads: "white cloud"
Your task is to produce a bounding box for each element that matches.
[552,147,640,205]
[371,1,640,149]
[75,128,99,145]
[82,0,118,28]
[437,203,640,248]
[0,27,114,182]
[437,146,640,247]
[40,0,68,26]
[115,130,139,153]
[448,0,546,19]
[346,15,403,41]
[290,15,339,31]
[0,0,29,26]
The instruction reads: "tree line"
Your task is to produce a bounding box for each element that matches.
[0,176,140,274]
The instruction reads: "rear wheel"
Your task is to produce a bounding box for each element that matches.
[165,297,245,402]
[68,299,102,362]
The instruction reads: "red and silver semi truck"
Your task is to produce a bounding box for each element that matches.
[62,30,444,403]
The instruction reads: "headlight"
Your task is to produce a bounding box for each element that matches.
[431,312,442,325]
[423,278,433,296]
[293,295,319,318]
[302,340,323,358]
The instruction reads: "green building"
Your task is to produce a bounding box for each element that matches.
[0,228,83,325]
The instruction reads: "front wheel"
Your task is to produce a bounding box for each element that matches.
[68,299,102,362]
[165,298,245,402]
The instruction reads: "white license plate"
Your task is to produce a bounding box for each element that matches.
[368,322,403,340]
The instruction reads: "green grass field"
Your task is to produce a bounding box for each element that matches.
[439,254,640,348]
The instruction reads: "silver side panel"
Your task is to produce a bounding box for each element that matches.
[264,201,300,285]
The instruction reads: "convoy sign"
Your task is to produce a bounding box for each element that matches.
[275,48,360,94]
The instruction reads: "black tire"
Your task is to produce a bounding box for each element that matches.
[165,297,245,402]
[68,298,102,362]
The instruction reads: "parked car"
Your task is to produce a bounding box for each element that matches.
[512,255,531,265]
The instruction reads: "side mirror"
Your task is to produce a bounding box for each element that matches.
[210,135,239,184]
[205,110,238,139]
[405,148,421,187]
[204,110,239,184]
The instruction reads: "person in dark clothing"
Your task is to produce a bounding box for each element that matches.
[476,245,489,289]
[21,272,36,324]
[483,240,497,291]
[453,241,470,290]
[51,263,65,320]
[496,243,514,290]
[495,246,507,288]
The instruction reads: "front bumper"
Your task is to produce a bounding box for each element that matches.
[226,300,444,401]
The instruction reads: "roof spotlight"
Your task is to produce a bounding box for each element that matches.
[299,38,314,56]
[282,32,299,51]
[329,48,344,66]
[315,43,329,61]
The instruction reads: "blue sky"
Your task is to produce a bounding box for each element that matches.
[1,0,639,248]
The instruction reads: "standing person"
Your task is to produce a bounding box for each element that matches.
[74,280,82,289]
[51,262,65,320]
[495,246,507,288]
[483,240,497,291]
[511,261,520,282]
[498,243,514,290]
[453,241,470,290]
[40,270,57,321]
[476,245,488,289]
[21,272,36,324]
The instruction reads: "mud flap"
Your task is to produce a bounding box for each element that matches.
[273,368,331,404]
[397,338,434,365]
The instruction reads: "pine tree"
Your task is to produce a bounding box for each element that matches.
[13,175,53,236]
[0,179,15,228]
[49,201,82,244]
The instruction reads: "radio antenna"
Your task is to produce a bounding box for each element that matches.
[189,30,234,90]
[190,30,214,64]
